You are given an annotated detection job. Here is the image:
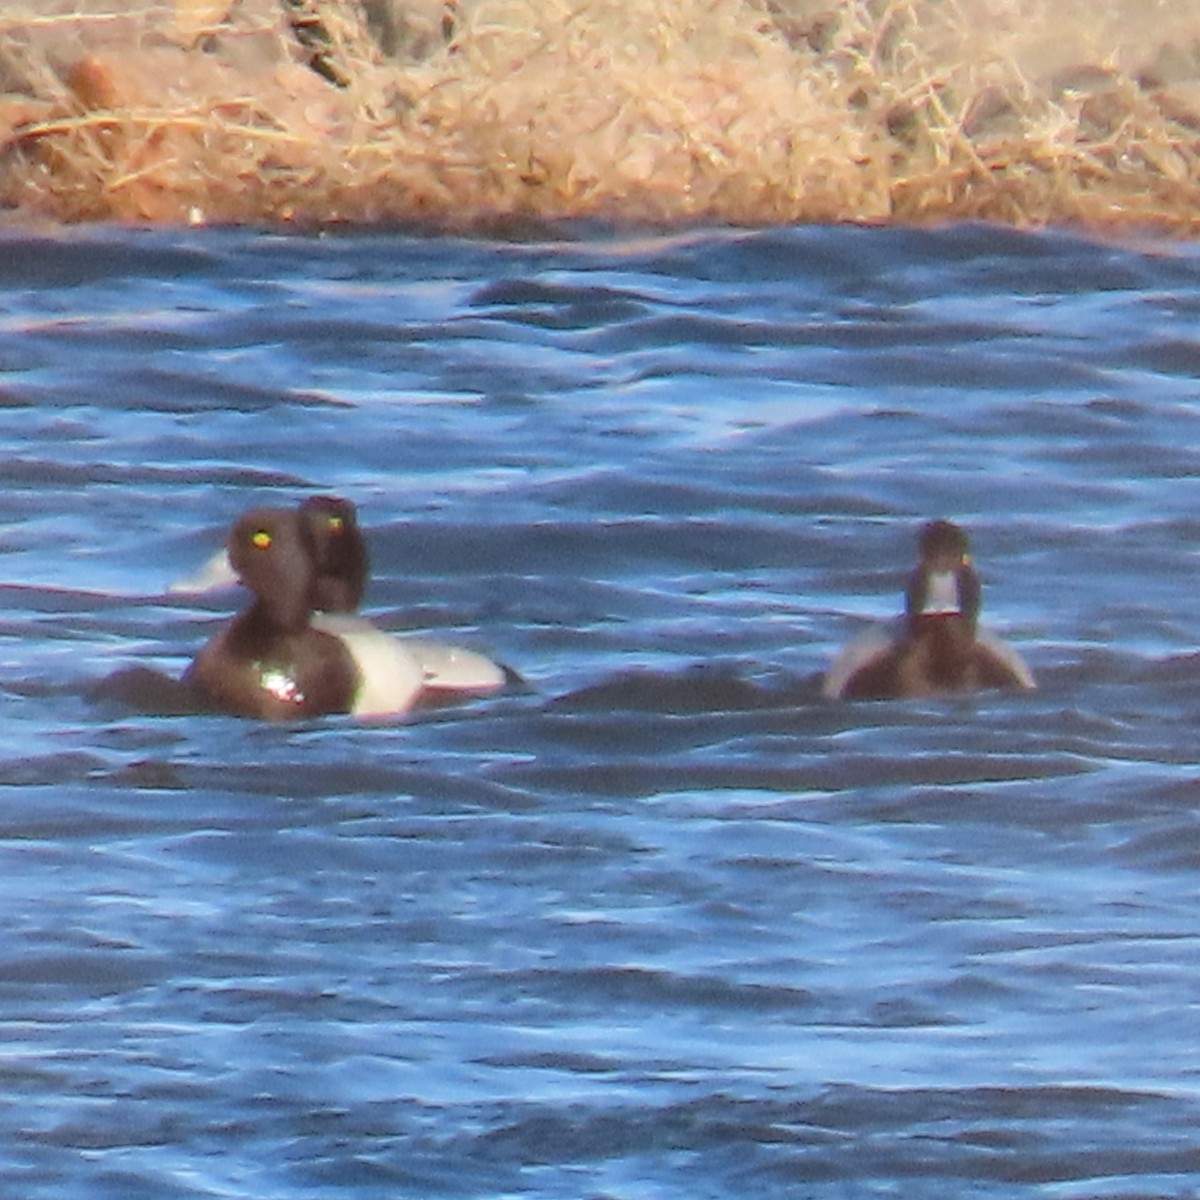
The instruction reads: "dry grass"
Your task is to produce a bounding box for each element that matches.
[1,0,1200,233]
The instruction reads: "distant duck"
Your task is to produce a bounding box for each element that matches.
[173,495,505,712]
[823,519,1035,701]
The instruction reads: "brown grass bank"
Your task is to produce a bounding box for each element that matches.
[2,0,1200,234]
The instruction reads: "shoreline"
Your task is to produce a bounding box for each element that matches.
[3,0,1200,237]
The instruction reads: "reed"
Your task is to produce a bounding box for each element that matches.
[1,0,1198,232]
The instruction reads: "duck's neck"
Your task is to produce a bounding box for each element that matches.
[309,574,361,614]
[230,598,311,651]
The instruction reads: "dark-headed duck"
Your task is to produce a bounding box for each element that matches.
[823,519,1035,701]
[184,507,380,720]
[175,496,505,709]
[293,495,505,699]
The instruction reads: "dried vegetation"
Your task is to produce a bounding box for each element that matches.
[1,0,1200,233]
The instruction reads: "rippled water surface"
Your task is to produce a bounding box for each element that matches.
[4,221,1200,1198]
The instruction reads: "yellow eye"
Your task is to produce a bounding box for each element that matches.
[327,516,344,532]
[961,554,972,566]
[252,530,272,550]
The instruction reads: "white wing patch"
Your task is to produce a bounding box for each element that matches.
[312,613,425,718]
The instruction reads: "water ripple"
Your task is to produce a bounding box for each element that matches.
[2,223,1200,1197]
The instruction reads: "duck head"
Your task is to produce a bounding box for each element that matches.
[907,518,981,632]
[298,495,369,613]
[917,519,970,575]
[228,506,317,632]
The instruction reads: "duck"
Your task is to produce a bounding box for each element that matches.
[292,495,506,697]
[184,506,424,720]
[822,519,1035,701]
[172,495,505,709]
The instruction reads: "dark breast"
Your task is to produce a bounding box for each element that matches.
[186,624,360,720]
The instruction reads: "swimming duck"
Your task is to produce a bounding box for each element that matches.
[822,519,1035,701]
[173,496,505,705]
[184,506,424,720]
[293,495,505,696]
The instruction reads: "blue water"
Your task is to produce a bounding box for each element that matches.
[4,220,1200,1198]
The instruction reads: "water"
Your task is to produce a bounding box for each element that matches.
[3,221,1200,1198]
